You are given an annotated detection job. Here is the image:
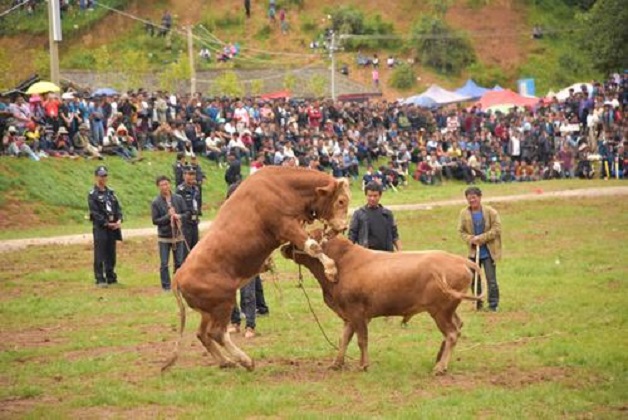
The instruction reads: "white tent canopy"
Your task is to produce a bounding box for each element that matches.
[555,82,593,101]
[404,84,471,107]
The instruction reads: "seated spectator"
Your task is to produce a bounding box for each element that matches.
[3,126,40,161]
[387,56,395,68]
[72,123,102,159]
[199,48,211,62]
[52,126,72,156]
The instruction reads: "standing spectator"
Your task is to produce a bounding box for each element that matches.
[224,152,242,187]
[349,182,401,252]
[279,8,288,35]
[244,0,251,18]
[173,152,186,187]
[87,166,123,288]
[457,187,502,312]
[372,68,380,89]
[225,182,258,338]
[189,154,206,212]
[151,175,188,291]
[176,166,201,255]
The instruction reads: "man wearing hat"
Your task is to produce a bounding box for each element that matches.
[176,165,201,256]
[73,123,102,159]
[87,166,123,287]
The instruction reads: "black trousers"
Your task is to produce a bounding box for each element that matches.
[471,256,500,309]
[93,228,117,284]
[182,223,199,259]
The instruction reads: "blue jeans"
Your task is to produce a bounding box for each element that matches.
[230,276,257,329]
[159,241,185,290]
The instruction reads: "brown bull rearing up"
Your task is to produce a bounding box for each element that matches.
[163,167,351,371]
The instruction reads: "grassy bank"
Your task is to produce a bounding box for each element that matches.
[0,153,624,240]
[0,195,626,417]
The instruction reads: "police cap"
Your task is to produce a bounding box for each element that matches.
[94,166,108,176]
[184,165,196,174]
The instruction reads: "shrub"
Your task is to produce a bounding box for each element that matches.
[308,75,328,98]
[388,63,417,90]
[410,16,475,75]
[214,71,244,97]
[327,6,395,51]
[467,62,509,88]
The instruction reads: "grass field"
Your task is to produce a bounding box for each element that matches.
[1,193,626,418]
[0,152,624,240]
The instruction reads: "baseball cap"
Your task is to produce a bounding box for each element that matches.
[94,166,108,176]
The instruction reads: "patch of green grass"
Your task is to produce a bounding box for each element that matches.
[0,153,624,240]
[0,0,131,36]
[0,196,626,417]
[518,0,601,93]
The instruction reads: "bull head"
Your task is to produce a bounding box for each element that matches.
[315,178,351,233]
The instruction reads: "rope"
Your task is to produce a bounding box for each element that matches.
[295,259,340,352]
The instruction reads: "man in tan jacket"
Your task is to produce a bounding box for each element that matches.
[458,187,502,311]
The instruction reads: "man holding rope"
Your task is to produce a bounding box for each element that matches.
[151,175,188,292]
[458,187,502,312]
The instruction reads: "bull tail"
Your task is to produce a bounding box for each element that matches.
[161,276,186,373]
[452,289,485,302]
[464,259,487,302]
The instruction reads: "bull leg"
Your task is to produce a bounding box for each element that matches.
[354,321,369,371]
[432,309,459,375]
[205,300,255,371]
[197,313,236,368]
[221,332,255,371]
[281,223,338,282]
[330,322,354,370]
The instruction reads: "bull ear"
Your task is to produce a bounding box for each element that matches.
[316,181,335,197]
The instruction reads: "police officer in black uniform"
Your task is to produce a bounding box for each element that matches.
[88,166,123,287]
[176,165,201,257]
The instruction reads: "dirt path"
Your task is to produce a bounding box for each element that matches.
[1,186,626,254]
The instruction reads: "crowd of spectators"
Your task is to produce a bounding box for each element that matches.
[1,73,626,186]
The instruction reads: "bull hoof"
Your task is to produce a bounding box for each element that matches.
[243,359,255,372]
[219,361,237,369]
[359,364,369,372]
[328,362,343,371]
[432,365,447,376]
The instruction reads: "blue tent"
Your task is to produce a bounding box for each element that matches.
[455,79,490,99]
[403,94,438,108]
[492,85,504,92]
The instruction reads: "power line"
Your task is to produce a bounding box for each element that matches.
[0,0,29,19]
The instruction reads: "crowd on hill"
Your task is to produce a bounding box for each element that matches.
[1,72,626,185]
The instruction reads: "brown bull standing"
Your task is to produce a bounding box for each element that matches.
[282,234,483,375]
[163,167,351,371]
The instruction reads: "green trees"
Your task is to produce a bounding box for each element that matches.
[410,16,475,75]
[579,0,628,73]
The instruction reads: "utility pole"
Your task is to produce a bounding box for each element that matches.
[47,0,61,84]
[187,25,196,96]
[329,31,336,101]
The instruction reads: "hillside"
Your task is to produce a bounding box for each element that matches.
[0,0,599,97]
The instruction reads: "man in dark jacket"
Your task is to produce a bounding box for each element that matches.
[348,182,401,252]
[151,175,188,291]
[176,166,201,257]
[88,166,123,287]
[224,152,242,187]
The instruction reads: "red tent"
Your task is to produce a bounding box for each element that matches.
[476,89,539,109]
[261,90,291,100]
